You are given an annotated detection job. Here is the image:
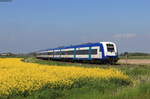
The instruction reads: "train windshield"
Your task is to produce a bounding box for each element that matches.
[106,44,115,52]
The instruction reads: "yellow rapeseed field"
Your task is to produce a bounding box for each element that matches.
[0,58,129,96]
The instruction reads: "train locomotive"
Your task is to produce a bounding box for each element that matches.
[36,42,119,64]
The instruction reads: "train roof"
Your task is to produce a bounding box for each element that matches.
[37,41,115,52]
[38,42,102,52]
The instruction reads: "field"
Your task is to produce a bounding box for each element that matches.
[0,57,150,99]
[120,54,150,59]
[119,59,150,64]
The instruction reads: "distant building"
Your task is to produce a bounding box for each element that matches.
[0,52,15,56]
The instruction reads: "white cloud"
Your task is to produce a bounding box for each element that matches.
[113,33,137,39]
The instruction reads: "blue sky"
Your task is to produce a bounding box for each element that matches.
[0,0,150,53]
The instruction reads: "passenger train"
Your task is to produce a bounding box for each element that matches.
[36,42,119,64]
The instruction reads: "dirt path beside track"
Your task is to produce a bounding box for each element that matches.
[118,59,150,64]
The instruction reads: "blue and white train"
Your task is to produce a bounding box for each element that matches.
[36,42,119,64]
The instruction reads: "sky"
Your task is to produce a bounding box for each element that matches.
[0,0,150,53]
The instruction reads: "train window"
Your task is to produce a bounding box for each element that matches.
[61,51,65,55]
[54,52,57,55]
[106,44,115,52]
[57,52,59,55]
[90,49,97,55]
[66,51,74,55]
[54,51,61,55]
[61,51,74,55]
[76,50,89,55]
[99,47,102,52]
[48,52,53,55]
[75,49,98,55]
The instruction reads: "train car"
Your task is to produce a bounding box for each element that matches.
[36,42,119,64]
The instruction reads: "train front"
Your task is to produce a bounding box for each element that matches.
[101,42,119,64]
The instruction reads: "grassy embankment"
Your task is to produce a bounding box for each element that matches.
[0,57,150,99]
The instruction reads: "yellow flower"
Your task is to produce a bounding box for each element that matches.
[0,58,129,96]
